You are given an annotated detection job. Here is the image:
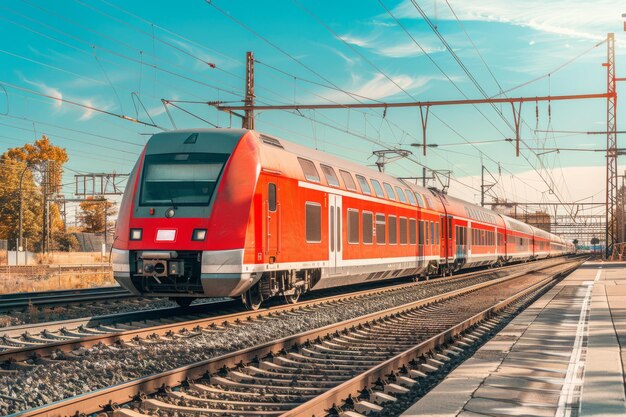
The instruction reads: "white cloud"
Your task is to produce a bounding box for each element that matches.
[326,73,443,102]
[340,31,445,58]
[377,41,445,58]
[339,34,372,48]
[389,0,620,42]
[19,74,63,109]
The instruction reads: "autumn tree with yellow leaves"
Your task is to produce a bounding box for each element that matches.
[0,135,68,251]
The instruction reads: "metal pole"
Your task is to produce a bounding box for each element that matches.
[18,164,30,258]
[605,33,618,258]
[243,51,255,130]
[481,165,485,207]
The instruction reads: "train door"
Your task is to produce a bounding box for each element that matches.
[439,215,447,261]
[266,182,279,260]
[446,215,454,262]
[328,194,343,274]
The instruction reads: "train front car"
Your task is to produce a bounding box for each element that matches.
[111,129,260,308]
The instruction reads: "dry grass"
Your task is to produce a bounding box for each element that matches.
[0,268,115,294]
[36,251,107,265]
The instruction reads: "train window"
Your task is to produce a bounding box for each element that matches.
[405,189,417,205]
[395,187,407,203]
[448,218,452,239]
[348,209,359,244]
[370,179,385,198]
[435,222,439,245]
[320,165,340,187]
[376,214,386,244]
[305,202,322,243]
[339,170,357,191]
[414,193,425,208]
[418,221,424,245]
[383,183,396,200]
[388,216,397,244]
[298,158,320,183]
[400,217,408,244]
[430,222,435,245]
[409,219,417,244]
[356,175,372,195]
[362,212,373,244]
[268,183,277,212]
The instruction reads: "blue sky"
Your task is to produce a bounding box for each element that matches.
[0,0,625,216]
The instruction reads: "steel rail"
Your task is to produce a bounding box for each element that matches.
[0,287,132,311]
[12,258,582,417]
[281,260,583,416]
[0,258,566,363]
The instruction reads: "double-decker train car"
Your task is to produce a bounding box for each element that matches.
[112,129,573,309]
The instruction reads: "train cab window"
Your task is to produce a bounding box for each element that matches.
[405,189,417,205]
[395,187,407,203]
[370,179,385,198]
[320,165,339,187]
[298,158,320,182]
[409,219,417,244]
[268,183,277,212]
[139,152,228,206]
[400,217,408,244]
[418,221,425,245]
[376,214,386,244]
[348,209,359,244]
[305,202,322,243]
[356,175,372,195]
[383,183,396,200]
[388,216,397,244]
[362,212,373,244]
[339,170,357,191]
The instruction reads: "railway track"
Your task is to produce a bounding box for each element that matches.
[0,257,566,364]
[4,257,583,416]
[0,286,133,312]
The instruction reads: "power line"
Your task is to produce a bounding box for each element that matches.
[0,79,163,129]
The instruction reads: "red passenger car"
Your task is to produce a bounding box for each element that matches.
[112,129,572,308]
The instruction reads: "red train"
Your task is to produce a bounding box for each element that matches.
[112,129,574,308]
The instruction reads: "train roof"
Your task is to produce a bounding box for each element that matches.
[146,129,567,244]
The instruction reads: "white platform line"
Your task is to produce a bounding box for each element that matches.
[555,269,600,417]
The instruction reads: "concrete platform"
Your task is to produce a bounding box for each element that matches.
[401,260,626,417]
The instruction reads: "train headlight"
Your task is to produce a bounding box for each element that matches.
[192,229,207,241]
[130,228,143,240]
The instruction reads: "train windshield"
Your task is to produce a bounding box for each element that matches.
[139,152,229,206]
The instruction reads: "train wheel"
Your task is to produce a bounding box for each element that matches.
[242,282,263,310]
[283,287,301,304]
[174,297,193,308]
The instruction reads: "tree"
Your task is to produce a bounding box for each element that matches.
[78,198,117,235]
[0,135,67,251]
[572,239,578,246]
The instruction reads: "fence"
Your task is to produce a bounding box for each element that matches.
[0,263,115,294]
